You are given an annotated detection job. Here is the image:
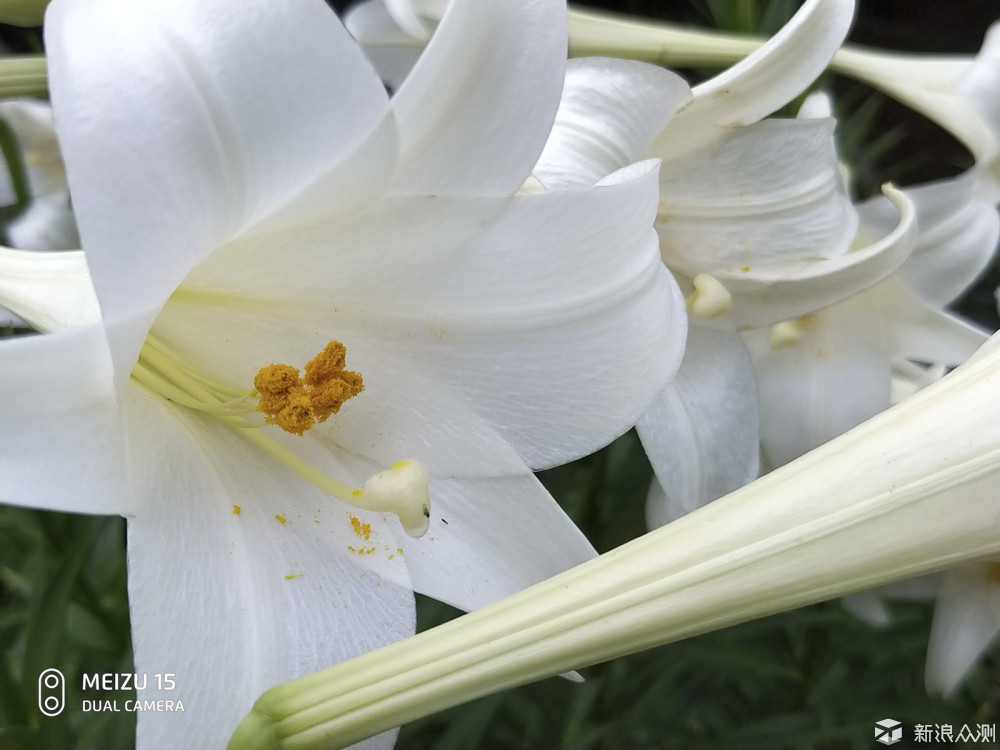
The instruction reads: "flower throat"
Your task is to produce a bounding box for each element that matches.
[130,335,430,537]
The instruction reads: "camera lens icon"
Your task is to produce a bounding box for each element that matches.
[38,668,65,716]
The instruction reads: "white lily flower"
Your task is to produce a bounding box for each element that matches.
[743,98,998,469]
[529,0,918,524]
[0,1,685,747]
[349,0,913,325]
[228,330,1000,750]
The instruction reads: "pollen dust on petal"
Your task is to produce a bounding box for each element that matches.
[349,514,372,541]
[347,513,376,555]
[253,341,364,436]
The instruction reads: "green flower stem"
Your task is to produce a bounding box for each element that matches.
[568,9,761,67]
[229,338,1000,750]
[0,56,47,98]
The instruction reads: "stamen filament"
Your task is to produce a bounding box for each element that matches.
[143,334,249,399]
[132,362,252,416]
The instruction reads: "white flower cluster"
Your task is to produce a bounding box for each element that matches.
[0,1,997,748]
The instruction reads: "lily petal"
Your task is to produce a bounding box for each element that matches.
[843,574,942,627]
[0,247,98,331]
[879,281,991,366]
[925,565,1000,696]
[382,0,435,39]
[742,296,892,467]
[724,185,916,329]
[0,323,128,513]
[533,57,690,189]
[638,319,759,525]
[123,391,414,750]
[389,0,566,196]
[958,22,1000,131]
[173,162,684,471]
[859,172,1000,308]
[397,472,597,612]
[46,0,392,381]
[656,118,857,283]
[650,0,855,157]
[841,591,892,628]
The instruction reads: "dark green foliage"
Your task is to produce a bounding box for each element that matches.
[0,508,134,750]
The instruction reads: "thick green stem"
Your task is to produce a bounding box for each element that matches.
[568,9,761,66]
[229,337,1000,750]
[0,56,47,98]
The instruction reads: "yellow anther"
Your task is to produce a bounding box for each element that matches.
[304,340,347,382]
[254,341,363,436]
[686,274,732,319]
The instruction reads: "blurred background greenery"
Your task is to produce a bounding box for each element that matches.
[2,1,999,748]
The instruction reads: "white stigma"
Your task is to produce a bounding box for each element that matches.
[358,460,431,538]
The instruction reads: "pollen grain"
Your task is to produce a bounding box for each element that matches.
[349,514,372,541]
